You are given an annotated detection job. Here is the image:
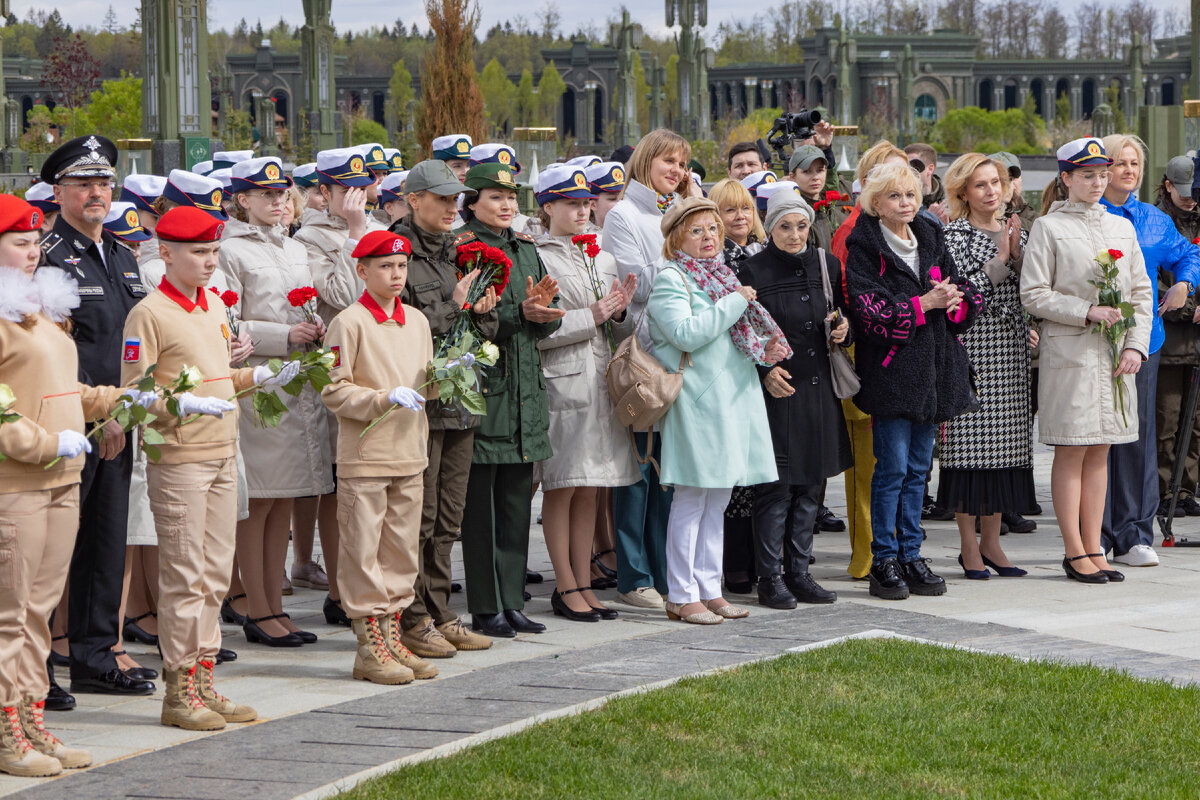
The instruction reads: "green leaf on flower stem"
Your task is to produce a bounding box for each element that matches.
[137,374,157,393]
[460,388,486,416]
[166,397,180,418]
[130,404,147,424]
[438,379,455,404]
[307,366,332,392]
[142,412,158,427]
[141,427,165,445]
[142,443,161,463]
[1118,302,1135,318]
[252,390,288,429]
[281,376,305,396]
[115,408,132,430]
[0,412,19,423]
[268,358,283,374]
[460,331,475,353]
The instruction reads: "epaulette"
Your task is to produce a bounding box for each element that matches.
[452,231,477,247]
[514,230,537,243]
[40,232,63,255]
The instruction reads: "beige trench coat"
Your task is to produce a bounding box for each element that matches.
[291,210,386,324]
[533,234,640,490]
[1020,201,1152,446]
[218,219,334,497]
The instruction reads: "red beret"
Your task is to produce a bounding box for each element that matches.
[0,194,42,234]
[351,230,411,259]
[156,205,225,243]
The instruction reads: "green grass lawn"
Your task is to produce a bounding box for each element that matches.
[335,639,1200,799]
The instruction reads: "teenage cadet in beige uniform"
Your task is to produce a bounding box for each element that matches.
[0,196,137,776]
[322,230,437,685]
[122,206,300,730]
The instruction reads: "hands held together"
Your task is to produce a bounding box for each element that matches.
[592,273,638,326]
[522,276,567,323]
[920,278,963,315]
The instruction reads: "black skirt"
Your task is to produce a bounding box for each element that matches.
[935,467,1036,517]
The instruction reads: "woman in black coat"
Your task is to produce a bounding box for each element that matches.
[843,162,984,602]
[742,190,851,609]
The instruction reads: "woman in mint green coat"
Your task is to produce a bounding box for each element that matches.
[646,197,787,625]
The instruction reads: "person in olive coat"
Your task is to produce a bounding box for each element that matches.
[455,163,564,638]
[743,190,851,609]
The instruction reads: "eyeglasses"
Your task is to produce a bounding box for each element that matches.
[1076,171,1109,184]
[59,180,114,191]
[685,224,721,239]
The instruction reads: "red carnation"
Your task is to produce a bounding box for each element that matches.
[288,286,318,307]
[571,233,597,247]
[219,290,239,309]
[484,246,508,265]
[456,241,487,267]
[209,287,220,294]
[585,243,601,259]
[825,189,842,201]
[1107,249,1124,261]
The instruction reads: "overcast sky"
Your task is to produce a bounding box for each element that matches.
[14,0,1192,40]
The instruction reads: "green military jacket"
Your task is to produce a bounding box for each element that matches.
[455,218,561,464]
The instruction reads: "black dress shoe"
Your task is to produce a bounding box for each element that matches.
[71,669,155,696]
[1158,498,1186,518]
[784,571,837,604]
[525,570,544,584]
[281,612,318,643]
[503,609,546,633]
[551,589,600,622]
[114,649,158,681]
[216,647,237,664]
[1180,496,1200,517]
[868,558,910,600]
[816,506,846,532]
[471,612,516,638]
[1026,501,1043,515]
[46,665,75,711]
[49,635,69,667]
[323,595,350,627]
[243,616,304,647]
[1001,512,1037,533]
[899,558,947,596]
[523,590,532,602]
[590,604,619,620]
[591,550,618,580]
[451,582,463,593]
[123,612,159,645]
[220,594,247,626]
[757,574,797,609]
[1063,554,1109,584]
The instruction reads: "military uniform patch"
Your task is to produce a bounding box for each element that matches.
[123,337,141,362]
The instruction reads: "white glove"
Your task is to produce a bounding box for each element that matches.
[56,430,92,459]
[447,353,476,370]
[121,390,159,409]
[388,386,425,411]
[253,360,301,388]
[176,392,237,418]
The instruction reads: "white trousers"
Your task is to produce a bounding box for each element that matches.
[665,486,732,604]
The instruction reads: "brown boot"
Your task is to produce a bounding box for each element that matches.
[195,660,257,723]
[385,612,438,679]
[351,617,414,685]
[0,705,61,777]
[437,616,493,651]
[161,664,226,731]
[401,616,457,659]
[18,696,90,769]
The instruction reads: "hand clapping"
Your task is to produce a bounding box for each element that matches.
[521,276,566,323]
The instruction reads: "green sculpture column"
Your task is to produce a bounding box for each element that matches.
[302,0,338,154]
[142,0,212,173]
[1128,33,1144,125]
[611,10,643,146]
[667,0,707,140]
[649,56,665,131]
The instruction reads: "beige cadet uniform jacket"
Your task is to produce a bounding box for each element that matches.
[1020,200,1153,445]
[218,219,334,498]
[533,234,639,491]
[292,211,386,325]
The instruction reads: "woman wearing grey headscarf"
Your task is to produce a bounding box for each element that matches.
[741,189,852,609]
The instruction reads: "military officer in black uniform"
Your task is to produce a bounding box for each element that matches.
[39,136,155,698]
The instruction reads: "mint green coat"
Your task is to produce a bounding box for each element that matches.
[646,264,777,489]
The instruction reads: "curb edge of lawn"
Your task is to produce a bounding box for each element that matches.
[296,628,984,800]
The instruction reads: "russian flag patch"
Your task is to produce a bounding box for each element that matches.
[123,338,141,362]
[330,345,341,368]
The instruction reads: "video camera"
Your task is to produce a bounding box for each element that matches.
[757,109,823,168]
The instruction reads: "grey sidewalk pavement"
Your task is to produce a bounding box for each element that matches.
[7,446,1200,798]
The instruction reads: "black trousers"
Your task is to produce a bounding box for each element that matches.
[460,462,533,616]
[68,437,132,678]
[751,481,821,578]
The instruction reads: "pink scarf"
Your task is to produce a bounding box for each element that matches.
[671,250,793,365]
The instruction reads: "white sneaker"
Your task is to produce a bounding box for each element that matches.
[618,587,664,609]
[1111,544,1159,567]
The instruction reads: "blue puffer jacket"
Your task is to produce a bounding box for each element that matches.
[1101,193,1200,354]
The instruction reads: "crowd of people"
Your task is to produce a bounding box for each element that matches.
[0,118,1197,777]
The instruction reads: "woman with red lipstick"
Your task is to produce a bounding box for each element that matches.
[937,154,1033,580]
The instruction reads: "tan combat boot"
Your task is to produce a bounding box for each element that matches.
[437,616,493,651]
[351,616,414,685]
[195,660,257,723]
[385,612,439,679]
[161,664,226,731]
[18,696,90,769]
[0,705,61,777]
[400,615,457,659]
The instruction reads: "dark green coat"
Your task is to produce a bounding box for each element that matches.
[456,219,561,464]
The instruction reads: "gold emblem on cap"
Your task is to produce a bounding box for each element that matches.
[265,164,281,180]
[574,173,587,188]
[125,209,139,227]
[498,151,511,164]
[350,157,365,174]
[764,174,777,183]
[372,148,384,162]
[1087,142,1102,156]
[613,168,625,183]
[457,141,469,154]
[211,189,222,206]
[498,169,514,185]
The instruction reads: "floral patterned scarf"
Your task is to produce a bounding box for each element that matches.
[656,192,675,214]
[670,250,793,365]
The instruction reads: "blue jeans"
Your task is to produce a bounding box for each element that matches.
[870,417,936,563]
[613,431,673,594]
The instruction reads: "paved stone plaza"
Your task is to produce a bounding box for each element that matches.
[7,445,1200,799]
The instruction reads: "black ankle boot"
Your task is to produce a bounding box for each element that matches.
[784,571,837,604]
[756,574,797,609]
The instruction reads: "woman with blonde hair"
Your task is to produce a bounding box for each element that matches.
[937,154,1033,579]
[844,162,984,599]
[600,129,693,610]
[1021,138,1153,583]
